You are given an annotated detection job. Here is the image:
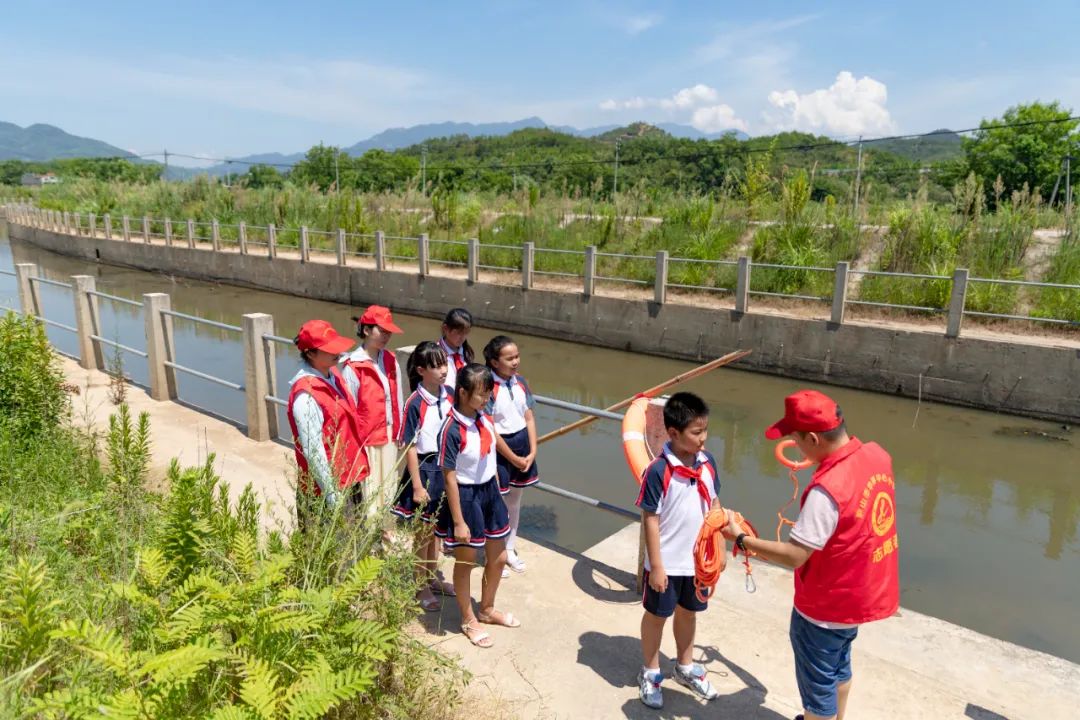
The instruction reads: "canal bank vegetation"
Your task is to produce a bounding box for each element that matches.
[4,101,1080,320]
[0,312,466,718]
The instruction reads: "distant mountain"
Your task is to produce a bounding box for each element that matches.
[865,129,963,163]
[0,122,134,162]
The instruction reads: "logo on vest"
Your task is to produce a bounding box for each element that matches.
[871,492,895,536]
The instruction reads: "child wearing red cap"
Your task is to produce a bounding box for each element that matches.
[723,390,900,720]
[344,305,405,525]
[286,320,367,528]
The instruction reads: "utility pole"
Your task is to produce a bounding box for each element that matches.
[613,139,621,197]
[334,150,340,194]
[1066,154,1073,223]
[421,145,428,195]
[162,149,169,182]
[853,136,863,216]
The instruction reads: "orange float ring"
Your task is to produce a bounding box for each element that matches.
[621,396,652,485]
[775,438,814,470]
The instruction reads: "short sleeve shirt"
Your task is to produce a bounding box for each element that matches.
[487,373,535,435]
[437,408,498,485]
[398,384,453,454]
[635,443,721,577]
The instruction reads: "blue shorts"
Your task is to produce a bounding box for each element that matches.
[496,428,539,493]
[641,573,708,618]
[789,608,859,718]
[434,478,510,548]
[391,454,444,523]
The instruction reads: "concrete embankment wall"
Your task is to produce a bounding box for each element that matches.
[10,221,1080,423]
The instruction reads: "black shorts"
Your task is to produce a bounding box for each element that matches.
[434,478,510,548]
[642,573,708,618]
[391,454,445,523]
[496,428,539,493]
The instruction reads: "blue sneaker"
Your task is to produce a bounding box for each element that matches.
[673,663,719,700]
[637,668,664,709]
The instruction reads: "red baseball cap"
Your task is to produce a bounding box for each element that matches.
[352,305,403,334]
[295,319,354,354]
[765,390,843,440]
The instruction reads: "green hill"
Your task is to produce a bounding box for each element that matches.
[0,121,133,161]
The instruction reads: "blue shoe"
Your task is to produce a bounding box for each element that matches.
[637,668,664,709]
[673,663,719,701]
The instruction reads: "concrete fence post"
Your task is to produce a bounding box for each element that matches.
[71,275,104,370]
[946,268,969,339]
[242,312,277,441]
[74,213,82,236]
[735,256,751,314]
[584,245,597,297]
[336,228,346,266]
[121,215,131,242]
[103,214,112,240]
[267,223,277,259]
[186,219,195,249]
[654,250,669,305]
[164,218,173,247]
[467,238,480,283]
[418,233,430,276]
[143,293,178,401]
[211,220,221,251]
[238,221,248,255]
[142,216,151,244]
[14,263,41,317]
[300,226,310,262]
[522,242,535,290]
[375,230,387,271]
[831,261,850,325]
[63,211,71,234]
[88,213,96,238]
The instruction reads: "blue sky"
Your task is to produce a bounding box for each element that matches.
[3,1,1078,166]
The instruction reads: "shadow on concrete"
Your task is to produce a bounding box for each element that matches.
[519,530,640,605]
[965,703,1011,720]
[578,631,788,720]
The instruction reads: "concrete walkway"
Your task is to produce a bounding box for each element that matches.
[60,358,1080,720]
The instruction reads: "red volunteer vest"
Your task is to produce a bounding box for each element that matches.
[348,349,402,446]
[286,368,369,494]
[793,438,900,625]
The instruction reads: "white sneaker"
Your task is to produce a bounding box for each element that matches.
[506,549,526,573]
[501,566,510,578]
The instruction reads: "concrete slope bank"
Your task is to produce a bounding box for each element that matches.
[58,357,1080,720]
[11,222,1080,423]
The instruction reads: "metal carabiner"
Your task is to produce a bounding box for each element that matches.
[745,571,757,594]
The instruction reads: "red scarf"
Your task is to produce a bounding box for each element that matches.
[476,414,493,456]
[672,464,713,509]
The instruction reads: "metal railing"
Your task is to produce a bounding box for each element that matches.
[8,203,1080,336]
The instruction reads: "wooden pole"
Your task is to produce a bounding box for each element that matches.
[537,349,752,445]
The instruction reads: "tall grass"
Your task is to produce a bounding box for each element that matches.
[0,311,464,718]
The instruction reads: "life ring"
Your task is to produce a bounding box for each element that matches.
[775,438,813,470]
[621,395,652,485]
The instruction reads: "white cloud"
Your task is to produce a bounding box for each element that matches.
[621,14,662,35]
[694,14,819,65]
[599,83,747,133]
[691,105,748,133]
[766,71,896,137]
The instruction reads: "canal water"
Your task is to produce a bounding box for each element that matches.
[2,223,1078,664]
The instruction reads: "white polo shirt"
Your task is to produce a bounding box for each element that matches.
[437,408,498,485]
[487,373,535,435]
[635,443,721,577]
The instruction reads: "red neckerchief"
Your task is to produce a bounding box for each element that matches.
[672,463,713,509]
[442,339,466,371]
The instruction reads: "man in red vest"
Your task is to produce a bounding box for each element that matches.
[723,390,900,720]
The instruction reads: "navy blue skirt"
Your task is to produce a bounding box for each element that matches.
[391,454,445,523]
[434,478,510,548]
[496,427,539,493]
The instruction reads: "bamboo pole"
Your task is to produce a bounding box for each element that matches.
[537,349,752,445]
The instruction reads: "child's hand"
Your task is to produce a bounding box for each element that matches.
[412,485,431,505]
[454,521,471,545]
[512,454,529,472]
[648,567,668,593]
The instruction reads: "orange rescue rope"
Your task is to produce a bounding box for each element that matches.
[774,439,813,540]
[693,506,759,599]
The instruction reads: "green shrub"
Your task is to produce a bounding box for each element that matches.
[0,313,69,443]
